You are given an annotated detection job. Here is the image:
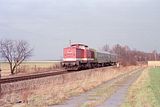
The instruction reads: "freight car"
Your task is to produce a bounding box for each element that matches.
[62,43,117,70]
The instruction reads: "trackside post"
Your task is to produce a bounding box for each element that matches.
[0,68,1,98]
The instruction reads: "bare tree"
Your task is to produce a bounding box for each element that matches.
[0,39,33,74]
[103,44,160,66]
[102,44,110,52]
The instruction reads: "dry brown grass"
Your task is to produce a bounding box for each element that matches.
[28,66,138,107]
[0,66,139,107]
[0,61,60,76]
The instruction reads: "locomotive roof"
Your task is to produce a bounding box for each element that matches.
[97,51,117,55]
[71,43,88,47]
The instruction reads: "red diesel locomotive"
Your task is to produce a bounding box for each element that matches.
[62,43,117,70]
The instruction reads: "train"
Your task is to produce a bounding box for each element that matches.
[62,43,117,70]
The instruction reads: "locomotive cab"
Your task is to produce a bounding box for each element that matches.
[62,43,94,70]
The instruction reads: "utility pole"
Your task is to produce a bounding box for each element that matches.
[0,66,1,98]
[69,40,71,46]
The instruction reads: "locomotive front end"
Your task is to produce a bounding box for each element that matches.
[62,45,83,70]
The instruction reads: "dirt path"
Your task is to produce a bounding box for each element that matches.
[97,69,142,107]
[51,68,143,107]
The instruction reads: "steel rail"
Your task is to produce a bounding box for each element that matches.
[0,70,67,84]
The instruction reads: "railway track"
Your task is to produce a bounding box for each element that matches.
[0,66,114,84]
[0,66,139,84]
[0,69,67,84]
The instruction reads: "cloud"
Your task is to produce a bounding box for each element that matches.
[0,0,160,59]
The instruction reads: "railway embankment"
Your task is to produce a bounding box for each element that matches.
[0,66,140,107]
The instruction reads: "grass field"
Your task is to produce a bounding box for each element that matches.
[121,67,160,107]
[0,61,61,76]
[149,67,160,105]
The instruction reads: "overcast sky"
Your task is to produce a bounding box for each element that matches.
[0,0,160,60]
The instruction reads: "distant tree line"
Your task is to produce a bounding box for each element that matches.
[103,44,160,66]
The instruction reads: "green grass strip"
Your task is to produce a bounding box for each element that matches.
[149,67,160,105]
[121,67,160,107]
